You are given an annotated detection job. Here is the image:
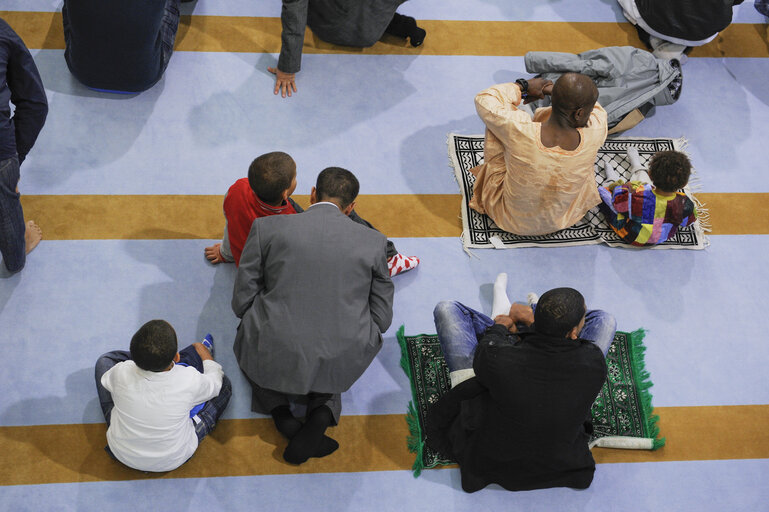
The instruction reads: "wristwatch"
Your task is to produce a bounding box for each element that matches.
[515,78,529,97]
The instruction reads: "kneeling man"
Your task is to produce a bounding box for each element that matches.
[232,167,394,464]
[426,284,615,492]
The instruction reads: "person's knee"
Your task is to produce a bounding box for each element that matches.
[434,300,461,322]
[593,310,617,332]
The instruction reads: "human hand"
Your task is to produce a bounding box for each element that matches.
[494,315,518,333]
[204,243,225,264]
[268,67,297,97]
[508,303,534,326]
[193,342,214,361]
[523,77,553,104]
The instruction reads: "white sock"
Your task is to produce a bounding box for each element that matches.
[602,156,621,182]
[626,147,646,174]
[449,368,476,388]
[491,273,512,317]
[630,169,652,184]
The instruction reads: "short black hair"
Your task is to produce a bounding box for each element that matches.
[129,320,178,372]
[315,167,359,210]
[247,152,297,205]
[534,288,586,338]
[551,72,599,112]
[649,150,692,192]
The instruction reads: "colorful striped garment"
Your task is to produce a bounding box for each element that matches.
[598,181,697,246]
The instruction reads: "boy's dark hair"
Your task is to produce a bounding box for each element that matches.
[130,320,178,372]
[315,167,359,210]
[247,152,297,205]
[649,150,692,192]
[534,288,586,338]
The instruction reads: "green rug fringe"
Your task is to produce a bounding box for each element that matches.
[627,328,666,449]
[396,325,427,476]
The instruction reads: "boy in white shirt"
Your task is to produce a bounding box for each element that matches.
[94,319,231,472]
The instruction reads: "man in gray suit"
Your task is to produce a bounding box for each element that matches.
[232,167,394,464]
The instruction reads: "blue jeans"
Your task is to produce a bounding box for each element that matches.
[94,344,231,442]
[433,300,617,373]
[0,156,25,273]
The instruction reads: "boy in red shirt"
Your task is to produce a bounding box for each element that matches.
[204,152,419,276]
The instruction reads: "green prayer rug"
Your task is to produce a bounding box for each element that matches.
[397,327,665,476]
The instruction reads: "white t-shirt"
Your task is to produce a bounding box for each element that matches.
[101,359,223,472]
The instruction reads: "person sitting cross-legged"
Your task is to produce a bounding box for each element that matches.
[94,320,232,472]
[469,73,608,236]
[425,276,615,493]
[599,148,697,246]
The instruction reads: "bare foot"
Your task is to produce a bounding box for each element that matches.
[25,220,42,254]
[204,243,225,264]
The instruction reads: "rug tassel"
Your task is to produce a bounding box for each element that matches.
[628,329,666,449]
[397,326,428,477]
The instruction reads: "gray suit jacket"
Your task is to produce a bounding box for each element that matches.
[232,203,394,395]
[278,0,406,73]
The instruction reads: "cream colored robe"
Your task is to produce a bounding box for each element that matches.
[469,83,608,236]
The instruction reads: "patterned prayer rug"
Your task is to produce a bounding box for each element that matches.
[449,134,708,250]
[397,326,665,476]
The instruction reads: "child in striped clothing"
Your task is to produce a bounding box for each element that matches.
[599,148,697,246]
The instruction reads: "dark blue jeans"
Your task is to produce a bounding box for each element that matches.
[433,300,617,373]
[94,344,231,442]
[0,156,25,273]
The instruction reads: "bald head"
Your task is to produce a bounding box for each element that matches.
[552,73,598,112]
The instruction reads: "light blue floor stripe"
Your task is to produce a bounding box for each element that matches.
[22,51,769,196]
[1,459,767,512]
[3,236,769,426]
[4,1,766,23]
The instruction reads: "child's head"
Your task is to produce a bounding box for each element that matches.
[248,152,298,206]
[649,150,691,193]
[130,320,178,372]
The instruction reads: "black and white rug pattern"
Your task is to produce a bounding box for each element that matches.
[449,134,707,250]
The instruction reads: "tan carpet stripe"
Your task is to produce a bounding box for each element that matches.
[1,405,768,486]
[18,192,769,240]
[3,11,767,58]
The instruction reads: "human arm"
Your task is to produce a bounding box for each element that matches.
[493,303,533,333]
[474,79,549,143]
[190,360,224,403]
[679,195,698,227]
[369,242,394,333]
[270,0,309,97]
[5,24,48,163]
[231,221,265,318]
[193,342,213,361]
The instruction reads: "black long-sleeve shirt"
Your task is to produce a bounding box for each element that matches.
[0,18,48,164]
[425,324,607,493]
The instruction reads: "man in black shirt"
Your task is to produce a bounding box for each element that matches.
[62,0,191,93]
[0,18,47,273]
[426,287,615,492]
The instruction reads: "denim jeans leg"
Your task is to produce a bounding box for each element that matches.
[194,375,232,442]
[94,350,132,425]
[579,309,617,357]
[159,0,181,73]
[0,157,26,273]
[433,301,494,372]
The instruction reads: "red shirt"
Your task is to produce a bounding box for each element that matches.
[223,178,297,265]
